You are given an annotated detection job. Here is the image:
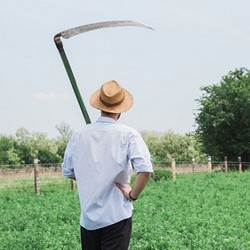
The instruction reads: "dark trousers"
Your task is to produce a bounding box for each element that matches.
[80,217,132,250]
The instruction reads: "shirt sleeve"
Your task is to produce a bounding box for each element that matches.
[128,131,153,174]
[62,134,77,179]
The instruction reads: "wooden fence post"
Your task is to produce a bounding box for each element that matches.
[192,158,195,174]
[34,158,40,195]
[238,157,242,173]
[70,179,75,190]
[207,156,212,172]
[171,157,176,181]
[224,156,228,172]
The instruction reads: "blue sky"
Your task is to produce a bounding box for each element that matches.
[1,1,250,137]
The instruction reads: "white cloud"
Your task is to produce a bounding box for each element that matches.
[34,92,69,101]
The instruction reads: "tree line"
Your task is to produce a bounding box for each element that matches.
[0,122,73,167]
[1,68,250,167]
[0,126,205,167]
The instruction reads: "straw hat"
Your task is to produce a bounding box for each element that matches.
[89,80,133,113]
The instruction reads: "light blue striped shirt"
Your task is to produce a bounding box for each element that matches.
[62,116,153,230]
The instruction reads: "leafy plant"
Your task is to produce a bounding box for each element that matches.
[153,168,172,181]
[1,172,250,249]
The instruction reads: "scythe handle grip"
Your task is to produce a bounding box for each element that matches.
[54,35,64,52]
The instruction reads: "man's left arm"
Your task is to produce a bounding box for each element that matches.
[116,172,151,201]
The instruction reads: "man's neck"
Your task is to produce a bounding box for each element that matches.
[101,111,120,121]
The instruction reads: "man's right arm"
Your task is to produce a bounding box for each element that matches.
[62,162,76,180]
[62,134,77,180]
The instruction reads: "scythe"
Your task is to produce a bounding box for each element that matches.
[54,20,153,124]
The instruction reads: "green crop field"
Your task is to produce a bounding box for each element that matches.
[1,172,250,249]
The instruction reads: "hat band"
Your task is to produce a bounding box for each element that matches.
[99,92,125,108]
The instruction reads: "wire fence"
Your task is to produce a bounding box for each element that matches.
[1,158,249,177]
[156,159,250,172]
[0,163,62,179]
[0,159,249,194]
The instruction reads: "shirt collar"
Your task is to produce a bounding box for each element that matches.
[96,116,117,124]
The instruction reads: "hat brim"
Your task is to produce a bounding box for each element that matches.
[89,88,133,113]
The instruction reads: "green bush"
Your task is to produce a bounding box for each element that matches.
[153,168,172,181]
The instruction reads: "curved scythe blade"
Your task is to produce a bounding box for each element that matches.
[59,20,154,39]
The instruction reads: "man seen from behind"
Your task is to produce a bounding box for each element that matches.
[62,80,153,250]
